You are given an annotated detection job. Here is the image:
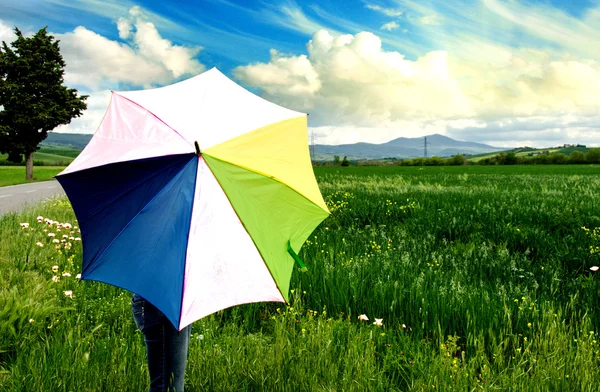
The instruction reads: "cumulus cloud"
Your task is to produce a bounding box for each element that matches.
[57,6,205,90]
[234,48,321,97]
[233,28,600,147]
[0,20,16,43]
[54,90,112,134]
[11,6,206,134]
[366,4,403,17]
[381,21,400,31]
[235,29,472,125]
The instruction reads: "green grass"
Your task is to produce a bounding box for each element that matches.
[0,166,65,187]
[1,165,600,390]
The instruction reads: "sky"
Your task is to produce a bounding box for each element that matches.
[2,0,600,148]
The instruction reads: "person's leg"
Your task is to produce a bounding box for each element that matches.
[163,323,191,392]
[132,295,191,392]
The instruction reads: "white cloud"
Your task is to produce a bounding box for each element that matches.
[1,7,206,134]
[132,20,202,78]
[483,0,600,57]
[381,21,400,31]
[260,1,340,36]
[418,15,442,26]
[59,27,171,89]
[117,17,132,39]
[235,29,472,126]
[57,6,205,90]
[233,49,321,97]
[0,20,16,43]
[366,4,403,17]
[54,90,112,134]
[234,28,600,147]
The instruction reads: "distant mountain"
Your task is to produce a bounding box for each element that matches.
[42,132,505,161]
[312,134,505,160]
[42,132,92,149]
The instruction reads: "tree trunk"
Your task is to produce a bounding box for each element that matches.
[26,152,34,181]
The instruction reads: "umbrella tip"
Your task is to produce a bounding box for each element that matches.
[194,141,201,156]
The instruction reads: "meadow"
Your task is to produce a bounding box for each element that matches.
[1,165,600,391]
[0,166,65,187]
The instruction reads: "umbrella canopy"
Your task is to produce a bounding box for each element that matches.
[56,68,329,331]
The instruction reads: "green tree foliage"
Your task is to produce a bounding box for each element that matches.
[333,155,341,165]
[586,148,600,164]
[549,153,566,164]
[569,150,586,164]
[448,154,466,166]
[496,152,519,165]
[0,27,87,180]
[424,156,444,166]
[341,156,350,166]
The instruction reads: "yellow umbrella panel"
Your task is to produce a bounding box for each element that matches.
[202,115,329,300]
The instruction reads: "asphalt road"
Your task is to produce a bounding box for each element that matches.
[0,180,66,216]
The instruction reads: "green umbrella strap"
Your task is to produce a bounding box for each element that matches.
[287,240,308,272]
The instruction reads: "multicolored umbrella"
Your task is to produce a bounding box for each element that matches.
[56,68,329,331]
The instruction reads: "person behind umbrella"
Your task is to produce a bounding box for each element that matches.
[55,68,330,391]
[132,294,191,392]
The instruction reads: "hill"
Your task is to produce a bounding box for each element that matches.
[41,132,92,149]
[312,134,505,160]
[41,132,504,161]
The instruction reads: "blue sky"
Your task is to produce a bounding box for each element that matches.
[2,0,600,147]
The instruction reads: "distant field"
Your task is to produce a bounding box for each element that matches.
[315,163,600,176]
[35,147,82,159]
[467,147,586,162]
[0,166,65,187]
[0,147,80,165]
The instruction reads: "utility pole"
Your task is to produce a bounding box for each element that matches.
[422,136,432,158]
[310,130,315,161]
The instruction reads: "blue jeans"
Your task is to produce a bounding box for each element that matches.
[132,294,191,392]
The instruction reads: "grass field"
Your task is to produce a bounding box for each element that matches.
[1,165,600,390]
[0,166,65,187]
[0,146,80,167]
[468,148,561,162]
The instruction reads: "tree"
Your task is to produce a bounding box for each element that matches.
[0,27,87,180]
[333,155,341,165]
[424,156,444,166]
[586,148,600,164]
[341,156,350,166]
[569,150,585,164]
[496,152,518,165]
[448,154,466,166]
[549,153,566,164]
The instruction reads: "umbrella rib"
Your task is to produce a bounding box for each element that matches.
[177,157,200,330]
